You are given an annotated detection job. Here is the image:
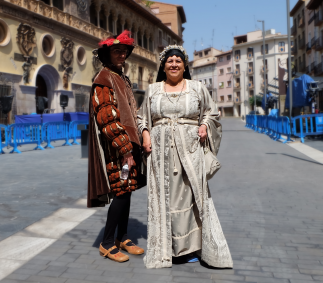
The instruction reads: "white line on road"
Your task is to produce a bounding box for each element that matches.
[0,200,96,281]
[287,143,323,164]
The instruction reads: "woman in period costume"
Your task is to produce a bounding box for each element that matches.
[137,45,233,269]
[88,30,145,263]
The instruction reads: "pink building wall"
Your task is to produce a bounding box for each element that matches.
[216,51,234,116]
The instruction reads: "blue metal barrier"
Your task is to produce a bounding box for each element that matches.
[0,124,8,154]
[292,114,323,143]
[7,123,44,154]
[42,121,72,149]
[69,120,89,145]
[245,115,292,143]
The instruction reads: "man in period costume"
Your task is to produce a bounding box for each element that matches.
[88,30,145,263]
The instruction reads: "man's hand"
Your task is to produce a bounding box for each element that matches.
[142,130,152,154]
[198,124,208,143]
[122,152,135,171]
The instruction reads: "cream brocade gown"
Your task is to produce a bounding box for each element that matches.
[137,80,233,269]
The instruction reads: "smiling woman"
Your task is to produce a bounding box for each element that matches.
[137,45,233,269]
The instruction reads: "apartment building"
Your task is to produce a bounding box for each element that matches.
[290,0,308,74]
[190,47,224,101]
[306,0,323,111]
[232,30,290,117]
[0,0,185,123]
[215,51,234,117]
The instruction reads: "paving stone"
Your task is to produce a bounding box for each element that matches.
[27,275,68,283]
[172,276,212,283]
[5,273,31,281]
[60,272,88,280]
[85,274,126,283]
[132,267,171,275]
[211,274,246,281]
[245,276,289,283]
[237,271,273,277]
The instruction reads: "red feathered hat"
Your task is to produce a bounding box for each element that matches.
[99,30,135,47]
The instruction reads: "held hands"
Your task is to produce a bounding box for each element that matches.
[122,152,135,171]
[198,124,208,143]
[142,130,152,154]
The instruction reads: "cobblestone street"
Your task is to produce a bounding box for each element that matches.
[1,118,323,283]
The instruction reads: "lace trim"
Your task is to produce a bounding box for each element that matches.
[172,227,201,240]
[170,202,196,214]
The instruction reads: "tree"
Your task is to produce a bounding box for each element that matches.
[142,1,155,8]
[249,95,262,107]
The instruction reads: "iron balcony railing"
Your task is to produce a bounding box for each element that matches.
[292,42,297,55]
[298,38,305,49]
[306,42,312,52]
[306,65,310,74]
[311,37,317,49]
[311,62,316,73]
[309,14,316,25]
[315,11,323,26]
[291,25,297,36]
[298,16,305,28]
[315,62,323,76]
[316,37,323,51]
[299,62,306,72]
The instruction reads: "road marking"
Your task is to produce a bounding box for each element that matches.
[288,143,323,164]
[0,205,96,281]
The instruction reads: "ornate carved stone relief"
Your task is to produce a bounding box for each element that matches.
[16,23,36,57]
[76,0,88,12]
[60,37,74,89]
[92,49,102,73]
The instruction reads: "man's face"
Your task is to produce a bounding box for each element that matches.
[110,45,129,69]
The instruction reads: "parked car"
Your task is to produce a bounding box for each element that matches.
[248,110,260,115]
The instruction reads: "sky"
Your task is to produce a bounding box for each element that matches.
[158,0,299,59]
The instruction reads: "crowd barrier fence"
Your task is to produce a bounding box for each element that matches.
[42,121,73,149]
[291,114,323,143]
[69,120,89,145]
[7,123,44,154]
[0,124,8,154]
[245,115,292,143]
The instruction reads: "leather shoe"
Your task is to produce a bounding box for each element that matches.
[116,239,145,255]
[99,243,129,262]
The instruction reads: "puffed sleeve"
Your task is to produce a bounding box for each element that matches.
[92,85,133,156]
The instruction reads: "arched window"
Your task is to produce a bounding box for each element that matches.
[108,13,114,33]
[90,4,97,26]
[143,34,148,49]
[138,30,142,47]
[149,37,153,52]
[99,7,106,29]
[116,17,122,35]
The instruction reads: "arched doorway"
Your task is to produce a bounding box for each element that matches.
[35,75,48,114]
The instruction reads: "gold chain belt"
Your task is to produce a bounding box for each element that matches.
[153,118,199,127]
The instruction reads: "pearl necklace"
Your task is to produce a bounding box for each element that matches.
[164,80,185,105]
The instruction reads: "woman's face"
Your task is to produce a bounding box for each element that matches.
[164,55,185,81]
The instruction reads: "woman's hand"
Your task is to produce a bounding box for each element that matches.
[198,124,208,143]
[142,130,152,154]
[122,152,135,171]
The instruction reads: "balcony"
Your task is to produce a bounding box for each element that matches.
[311,62,316,73]
[298,38,305,50]
[247,67,254,75]
[234,69,240,76]
[261,80,268,90]
[316,37,323,51]
[311,37,316,49]
[260,65,268,73]
[298,62,306,73]
[291,43,297,55]
[309,14,316,25]
[233,83,241,90]
[291,25,296,36]
[306,42,312,53]
[234,97,241,104]
[298,16,305,28]
[314,62,323,76]
[227,97,233,102]
[248,82,254,89]
[314,11,323,26]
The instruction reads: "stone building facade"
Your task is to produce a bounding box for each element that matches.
[0,0,185,123]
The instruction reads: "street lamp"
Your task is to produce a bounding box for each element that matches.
[258,20,267,115]
[286,0,293,122]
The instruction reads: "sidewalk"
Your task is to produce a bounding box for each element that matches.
[1,118,323,283]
